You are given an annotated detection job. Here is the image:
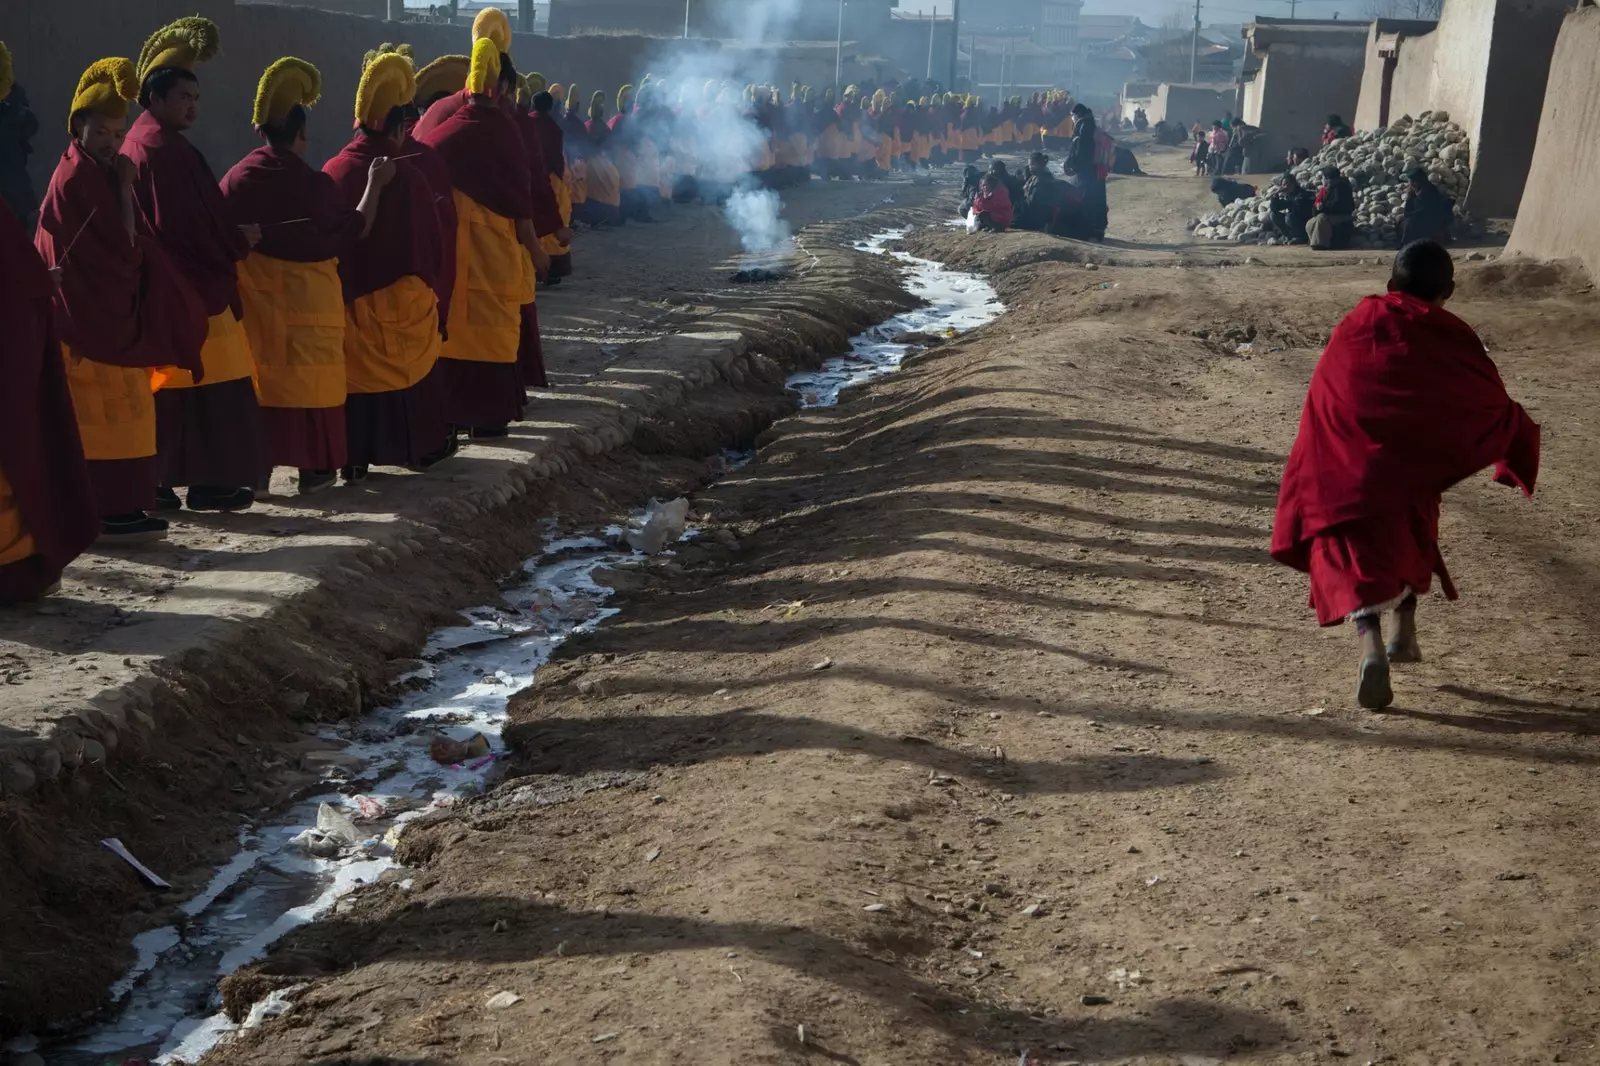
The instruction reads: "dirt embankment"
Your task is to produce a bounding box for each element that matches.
[0,200,934,1038]
[208,161,1600,1065]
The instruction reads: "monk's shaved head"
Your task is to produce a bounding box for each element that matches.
[1389,240,1455,305]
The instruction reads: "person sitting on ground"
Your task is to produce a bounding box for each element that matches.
[970,172,1012,232]
[1270,240,1539,711]
[1190,129,1209,177]
[1268,173,1314,244]
[1015,152,1058,231]
[1321,114,1352,146]
[1207,120,1230,175]
[1211,176,1255,207]
[1285,146,1309,170]
[1308,165,1356,250]
[959,163,982,214]
[1400,166,1453,247]
[987,159,1024,211]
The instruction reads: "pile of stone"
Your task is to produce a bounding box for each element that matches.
[1189,112,1472,246]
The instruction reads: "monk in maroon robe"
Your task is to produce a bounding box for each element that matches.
[123,69,266,512]
[0,200,99,603]
[415,67,547,438]
[506,75,564,393]
[1272,241,1540,710]
[325,108,452,475]
[220,100,380,492]
[37,101,206,543]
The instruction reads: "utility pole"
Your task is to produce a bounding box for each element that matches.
[835,0,845,93]
[1189,0,1201,82]
[926,11,937,81]
[684,0,691,38]
[949,0,962,90]
[518,0,532,34]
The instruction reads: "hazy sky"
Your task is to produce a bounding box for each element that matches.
[892,0,1355,25]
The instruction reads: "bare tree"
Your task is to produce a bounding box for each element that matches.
[1362,0,1444,20]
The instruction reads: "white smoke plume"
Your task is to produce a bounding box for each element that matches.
[724,187,792,253]
[641,0,807,252]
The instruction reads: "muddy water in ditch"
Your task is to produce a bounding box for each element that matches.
[35,229,1000,1066]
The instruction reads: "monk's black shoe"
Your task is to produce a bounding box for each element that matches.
[154,488,182,512]
[186,486,255,513]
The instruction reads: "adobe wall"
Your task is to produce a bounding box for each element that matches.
[1245,42,1365,169]
[1506,4,1600,278]
[1150,84,1233,128]
[1349,0,1566,217]
[1351,19,1437,129]
[0,1,714,191]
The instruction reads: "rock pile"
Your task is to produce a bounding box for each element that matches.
[1189,112,1473,246]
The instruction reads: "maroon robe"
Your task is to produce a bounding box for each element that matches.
[511,109,559,391]
[1272,292,1540,624]
[324,130,450,468]
[122,111,264,490]
[36,143,208,513]
[0,202,99,602]
[221,146,364,473]
[417,95,534,427]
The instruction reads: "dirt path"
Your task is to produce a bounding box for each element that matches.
[64,146,1600,1063]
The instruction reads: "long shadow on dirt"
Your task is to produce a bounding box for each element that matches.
[506,707,1221,796]
[243,896,1291,1062]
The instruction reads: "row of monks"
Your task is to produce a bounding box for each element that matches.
[0,8,1081,604]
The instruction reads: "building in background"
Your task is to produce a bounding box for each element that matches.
[962,0,1083,90]
[1241,18,1371,167]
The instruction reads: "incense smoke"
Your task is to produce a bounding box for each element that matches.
[724,187,792,253]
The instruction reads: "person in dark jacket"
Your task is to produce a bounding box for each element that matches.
[1308,165,1356,250]
[1269,173,1314,244]
[1211,176,1256,207]
[987,159,1024,212]
[1400,166,1453,246]
[959,164,983,215]
[1068,103,1107,241]
[0,79,39,229]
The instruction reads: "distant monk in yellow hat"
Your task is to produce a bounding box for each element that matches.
[35,56,207,544]
[323,50,454,479]
[124,17,264,513]
[413,29,542,439]
[220,58,395,495]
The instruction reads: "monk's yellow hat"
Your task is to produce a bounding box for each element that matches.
[549,82,564,102]
[465,37,499,97]
[471,7,513,53]
[137,17,220,82]
[253,57,320,128]
[525,72,546,95]
[616,84,633,113]
[355,51,415,128]
[415,54,468,104]
[0,42,13,105]
[362,41,414,73]
[69,57,138,133]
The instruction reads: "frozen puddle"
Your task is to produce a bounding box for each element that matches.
[49,524,661,1065]
[43,228,998,1064]
[786,227,1003,408]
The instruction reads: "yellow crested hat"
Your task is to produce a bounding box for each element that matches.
[466,38,500,97]
[525,71,546,94]
[616,83,633,112]
[415,54,469,103]
[549,82,564,101]
[355,51,415,128]
[0,43,12,105]
[471,7,513,53]
[68,57,138,133]
[252,57,320,128]
[362,41,414,72]
[137,17,220,82]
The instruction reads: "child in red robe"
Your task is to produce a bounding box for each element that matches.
[1271,241,1540,710]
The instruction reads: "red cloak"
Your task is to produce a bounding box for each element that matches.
[219,146,362,263]
[121,111,249,319]
[0,201,99,597]
[531,110,566,179]
[511,110,564,236]
[1271,292,1540,620]
[415,92,533,221]
[35,143,206,375]
[322,131,446,313]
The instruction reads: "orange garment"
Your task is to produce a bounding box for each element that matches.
[0,465,37,567]
[568,157,588,206]
[151,310,253,391]
[587,154,621,207]
[62,347,157,461]
[345,275,441,394]
[237,253,346,410]
[875,135,893,171]
[541,173,572,258]
[439,189,536,366]
[611,145,638,192]
[658,151,677,202]
[963,127,981,152]
[793,132,812,167]
[635,137,662,195]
